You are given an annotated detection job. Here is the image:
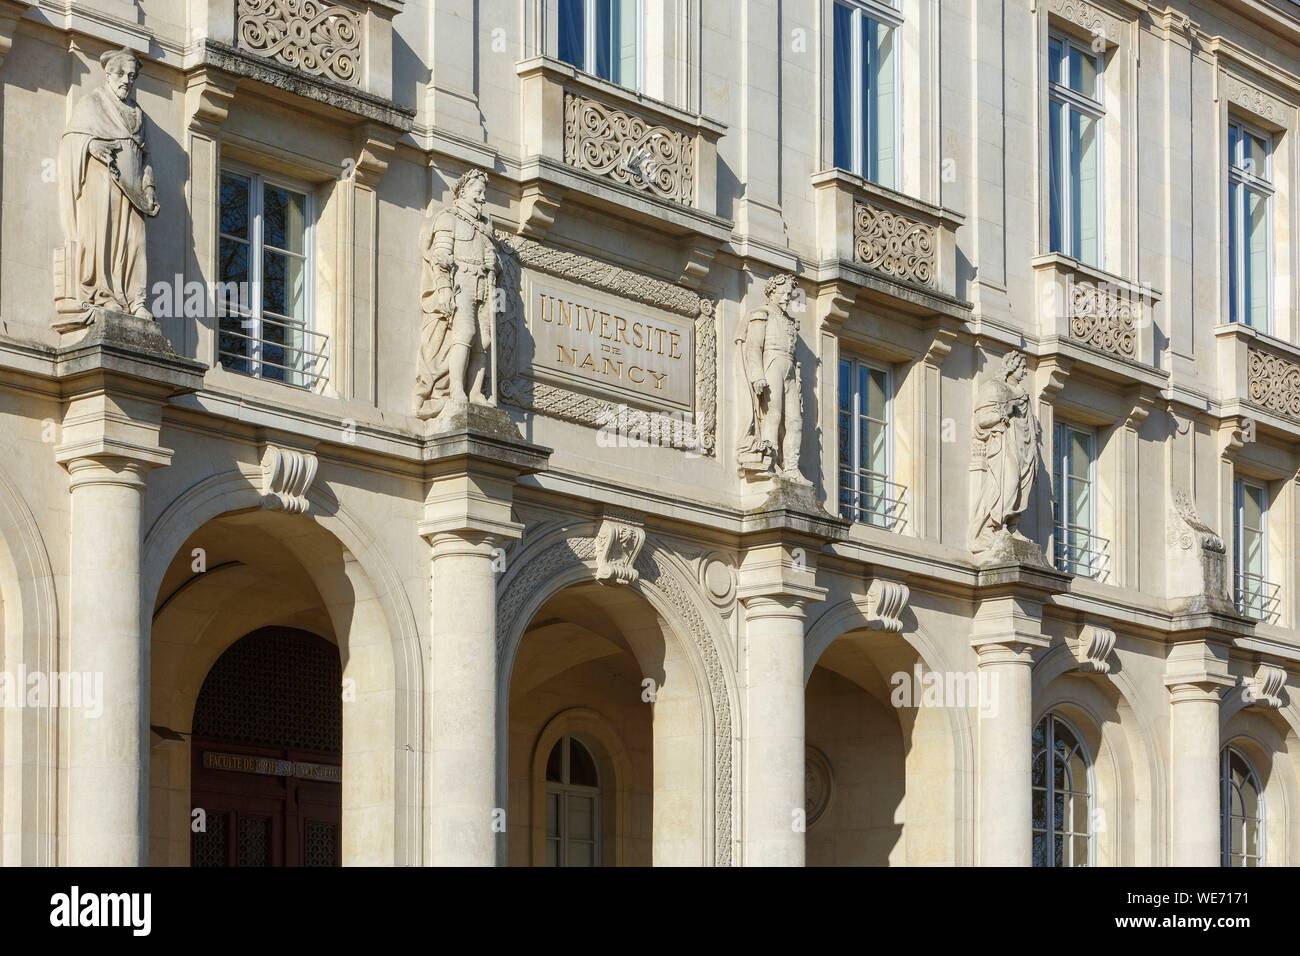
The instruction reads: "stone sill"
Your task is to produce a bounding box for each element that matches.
[811,168,965,231]
[808,258,973,322]
[1035,336,1168,389]
[1029,253,1163,300]
[199,41,415,131]
[1214,320,1300,363]
[515,56,727,139]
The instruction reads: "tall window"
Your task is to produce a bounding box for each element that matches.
[1032,713,1092,867]
[558,0,642,91]
[1048,34,1104,266]
[832,0,898,187]
[1228,121,1273,330]
[1221,747,1264,867]
[218,170,325,390]
[1234,479,1275,621]
[838,357,903,529]
[1053,423,1105,577]
[545,735,601,867]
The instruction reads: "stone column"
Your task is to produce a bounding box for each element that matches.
[736,499,835,867]
[738,592,814,866]
[972,592,1050,866]
[1164,640,1232,866]
[53,314,204,865]
[420,404,548,866]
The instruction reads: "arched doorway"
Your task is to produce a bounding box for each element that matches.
[189,627,342,867]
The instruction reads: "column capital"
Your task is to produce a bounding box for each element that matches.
[736,539,828,611]
[421,403,550,545]
[1163,638,1234,702]
[971,592,1050,665]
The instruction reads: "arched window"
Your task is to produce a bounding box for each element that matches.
[1221,747,1264,867]
[1032,713,1092,866]
[545,735,601,867]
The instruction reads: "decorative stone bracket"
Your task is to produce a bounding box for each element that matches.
[594,516,646,585]
[261,444,318,514]
[1072,621,1117,674]
[1243,663,1288,710]
[865,577,909,633]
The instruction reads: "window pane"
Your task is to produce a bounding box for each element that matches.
[865,17,896,188]
[568,738,598,787]
[1230,179,1242,324]
[1068,46,1098,98]
[546,739,563,783]
[566,840,595,867]
[559,0,585,70]
[263,185,306,255]
[594,0,613,81]
[612,0,638,89]
[546,792,560,836]
[833,3,854,171]
[838,358,852,412]
[1071,109,1100,265]
[866,368,888,421]
[1246,187,1269,329]
[1049,101,1064,254]
[566,795,594,841]
[220,173,250,240]
[1049,38,1063,85]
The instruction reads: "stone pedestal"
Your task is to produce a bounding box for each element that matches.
[420,403,549,866]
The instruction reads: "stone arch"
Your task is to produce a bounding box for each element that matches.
[803,597,976,865]
[1033,642,1165,865]
[143,466,423,865]
[0,463,58,865]
[496,522,738,866]
[1220,688,1300,866]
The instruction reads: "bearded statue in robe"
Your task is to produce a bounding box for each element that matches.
[55,47,160,327]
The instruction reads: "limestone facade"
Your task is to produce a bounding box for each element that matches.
[0,0,1296,867]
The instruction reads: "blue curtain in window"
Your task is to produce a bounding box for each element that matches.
[559,0,585,70]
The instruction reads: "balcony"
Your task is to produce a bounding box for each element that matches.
[1235,571,1281,624]
[218,315,331,392]
[1031,254,1164,386]
[1054,524,1111,581]
[811,169,966,316]
[1216,321,1300,435]
[516,56,728,249]
[838,472,910,533]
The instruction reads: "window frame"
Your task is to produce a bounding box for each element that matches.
[1233,477,1271,619]
[544,734,603,867]
[1227,118,1275,331]
[1220,746,1265,867]
[217,164,319,389]
[1032,712,1095,868]
[1047,32,1106,267]
[837,355,899,530]
[1052,422,1100,577]
[558,0,646,93]
[831,0,903,186]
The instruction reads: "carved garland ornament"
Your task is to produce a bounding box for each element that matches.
[1047,0,1113,43]
[237,0,363,87]
[564,93,696,204]
[1247,347,1300,419]
[1069,283,1137,359]
[496,535,734,865]
[1223,76,1287,127]
[495,233,718,455]
[853,202,937,287]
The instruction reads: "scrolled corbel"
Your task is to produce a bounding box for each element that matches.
[261,445,318,515]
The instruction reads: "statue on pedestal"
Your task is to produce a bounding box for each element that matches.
[55,48,160,328]
[414,169,499,421]
[736,274,805,482]
[969,349,1041,558]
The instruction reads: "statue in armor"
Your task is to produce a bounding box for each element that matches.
[414,169,498,420]
[736,274,805,481]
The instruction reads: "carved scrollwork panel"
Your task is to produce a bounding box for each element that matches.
[853,202,937,287]
[237,0,363,87]
[1069,283,1137,359]
[563,93,696,204]
[1248,347,1300,420]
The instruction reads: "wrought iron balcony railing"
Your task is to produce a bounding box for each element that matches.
[1054,525,1111,580]
[218,314,331,392]
[839,473,909,532]
[1235,571,1281,624]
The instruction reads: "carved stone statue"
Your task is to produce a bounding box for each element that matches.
[55,48,160,327]
[736,274,804,481]
[414,169,499,421]
[969,350,1041,555]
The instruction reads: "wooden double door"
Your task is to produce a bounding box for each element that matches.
[190,741,341,867]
